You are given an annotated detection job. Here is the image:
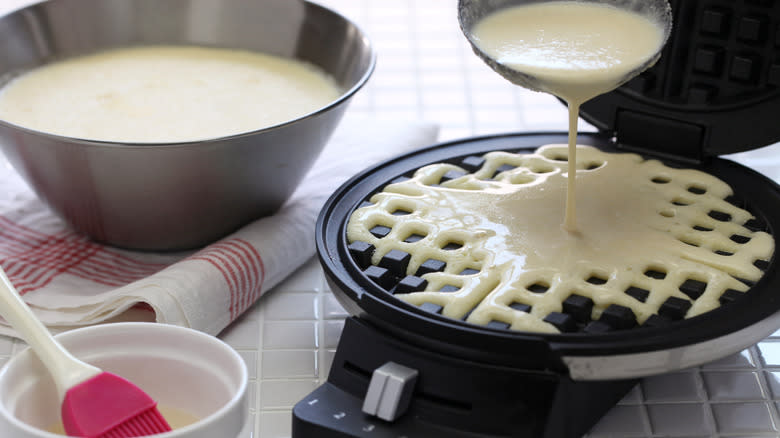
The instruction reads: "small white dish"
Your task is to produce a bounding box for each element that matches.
[0,322,248,438]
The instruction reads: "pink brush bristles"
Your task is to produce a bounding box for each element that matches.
[61,372,172,438]
[95,410,171,438]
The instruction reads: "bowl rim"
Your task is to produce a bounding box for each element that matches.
[0,0,377,147]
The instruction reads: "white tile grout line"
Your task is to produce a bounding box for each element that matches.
[751,343,780,433]
[254,297,266,437]
[635,380,654,437]
[696,364,720,438]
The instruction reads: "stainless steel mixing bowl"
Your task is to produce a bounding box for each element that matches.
[0,0,375,250]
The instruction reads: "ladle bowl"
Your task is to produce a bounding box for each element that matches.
[457,0,673,94]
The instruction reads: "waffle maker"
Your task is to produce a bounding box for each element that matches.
[293,1,780,437]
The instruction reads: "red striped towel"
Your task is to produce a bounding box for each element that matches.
[0,116,438,337]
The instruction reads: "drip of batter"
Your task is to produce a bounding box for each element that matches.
[470,1,666,231]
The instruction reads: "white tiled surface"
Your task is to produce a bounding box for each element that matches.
[2,0,780,437]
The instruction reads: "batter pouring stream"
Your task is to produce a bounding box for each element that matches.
[470,1,667,231]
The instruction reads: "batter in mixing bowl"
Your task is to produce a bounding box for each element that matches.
[0,45,341,143]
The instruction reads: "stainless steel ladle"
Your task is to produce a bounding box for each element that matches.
[457,0,674,93]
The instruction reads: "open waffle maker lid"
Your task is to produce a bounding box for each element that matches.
[317,0,780,380]
[580,0,780,163]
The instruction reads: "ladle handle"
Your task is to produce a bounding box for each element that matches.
[0,266,100,401]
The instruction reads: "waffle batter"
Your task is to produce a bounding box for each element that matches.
[347,145,773,333]
[470,2,666,231]
[0,46,341,143]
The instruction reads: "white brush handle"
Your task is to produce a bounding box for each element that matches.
[0,266,101,402]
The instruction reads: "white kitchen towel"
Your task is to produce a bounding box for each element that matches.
[0,116,438,338]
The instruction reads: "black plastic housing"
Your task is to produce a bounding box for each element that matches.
[293,317,637,438]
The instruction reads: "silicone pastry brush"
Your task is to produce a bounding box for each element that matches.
[0,266,172,437]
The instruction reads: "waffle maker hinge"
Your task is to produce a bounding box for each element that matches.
[613,109,706,164]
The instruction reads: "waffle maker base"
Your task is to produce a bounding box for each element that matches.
[293,132,780,438]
